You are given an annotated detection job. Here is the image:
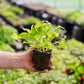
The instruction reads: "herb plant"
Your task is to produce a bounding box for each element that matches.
[16,21,62,51]
[14,21,65,70]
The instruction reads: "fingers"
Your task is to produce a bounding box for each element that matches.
[50,60,53,65]
[26,46,36,54]
[37,69,48,73]
[51,55,53,58]
[50,55,53,65]
[37,66,55,73]
[29,46,36,52]
[48,66,55,70]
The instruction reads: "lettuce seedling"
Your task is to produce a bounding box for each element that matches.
[18,21,62,50]
[13,21,64,70]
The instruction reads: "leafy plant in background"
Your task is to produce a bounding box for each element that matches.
[48,9,75,17]
[66,11,84,26]
[64,39,84,83]
[9,5,24,15]
[1,11,18,21]
[11,16,41,25]
[0,42,15,52]
[0,0,24,15]
[23,16,41,25]
[49,9,84,26]
[0,2,41,25]
[66,39,84,57]
[67,61,84,82]
[0,25,18,45]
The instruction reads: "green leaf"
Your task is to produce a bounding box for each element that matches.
[12,32,19,40]
[18,21,65,50]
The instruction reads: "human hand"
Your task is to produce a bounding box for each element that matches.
[21,47,54,73]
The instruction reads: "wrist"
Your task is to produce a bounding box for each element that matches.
[20,51,31,71]
[14,53,25,69]
[0,52,25,69]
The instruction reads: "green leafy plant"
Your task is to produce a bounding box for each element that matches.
[15,21,62,51]
[11,16,41,25]
[13,21,65,70]
[9,5,24,15]
[66,11,84,26]
[66,39,84,57]
[1,11,18,21]
[23,16,41,25]
[0,1,24,15]
[0,42,15,52]
[13,21,64,50]
[0,25,18,45]
[49,9,84,26]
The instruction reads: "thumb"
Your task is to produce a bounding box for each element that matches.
[27,46,36,53]
[24,46,36,57]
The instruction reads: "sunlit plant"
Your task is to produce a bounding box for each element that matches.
[17,21,62,50]
[13,21,64,70]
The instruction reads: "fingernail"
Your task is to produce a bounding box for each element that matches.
[45,69,48,72]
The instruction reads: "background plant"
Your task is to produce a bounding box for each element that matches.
[0,25,18,45]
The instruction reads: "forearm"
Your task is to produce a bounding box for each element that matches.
[0,51,24,69]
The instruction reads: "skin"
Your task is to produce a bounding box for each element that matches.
[0,47,54,73]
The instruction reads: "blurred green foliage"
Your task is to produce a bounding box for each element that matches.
[49,9,84,26]
[0,1,40,26]
[0,25,17,45]
[0,1,24,15]
[0,38,84,84]
[0,42,15,52]
[0,25,18,52]
[11,16,41,25]
[66,11,84,26]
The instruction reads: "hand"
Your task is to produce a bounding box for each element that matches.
[21,47,54,73]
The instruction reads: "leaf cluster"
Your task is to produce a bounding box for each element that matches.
[0,1,23,15]
[17,21,62,50]
[0,42,15,52]
[0,25,18,45]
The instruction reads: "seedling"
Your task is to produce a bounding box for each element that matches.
[13,21,63,70]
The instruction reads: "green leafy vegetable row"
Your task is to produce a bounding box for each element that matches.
[48,9,84,26]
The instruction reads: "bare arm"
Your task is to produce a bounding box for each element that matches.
[0,51,24,69]
[0,47,54,73]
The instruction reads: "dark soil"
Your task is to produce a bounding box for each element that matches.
[32,48,52,71]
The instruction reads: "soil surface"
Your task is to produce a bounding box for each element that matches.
[32,48,51,71]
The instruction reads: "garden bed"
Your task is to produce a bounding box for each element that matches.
[0,13,40,33]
